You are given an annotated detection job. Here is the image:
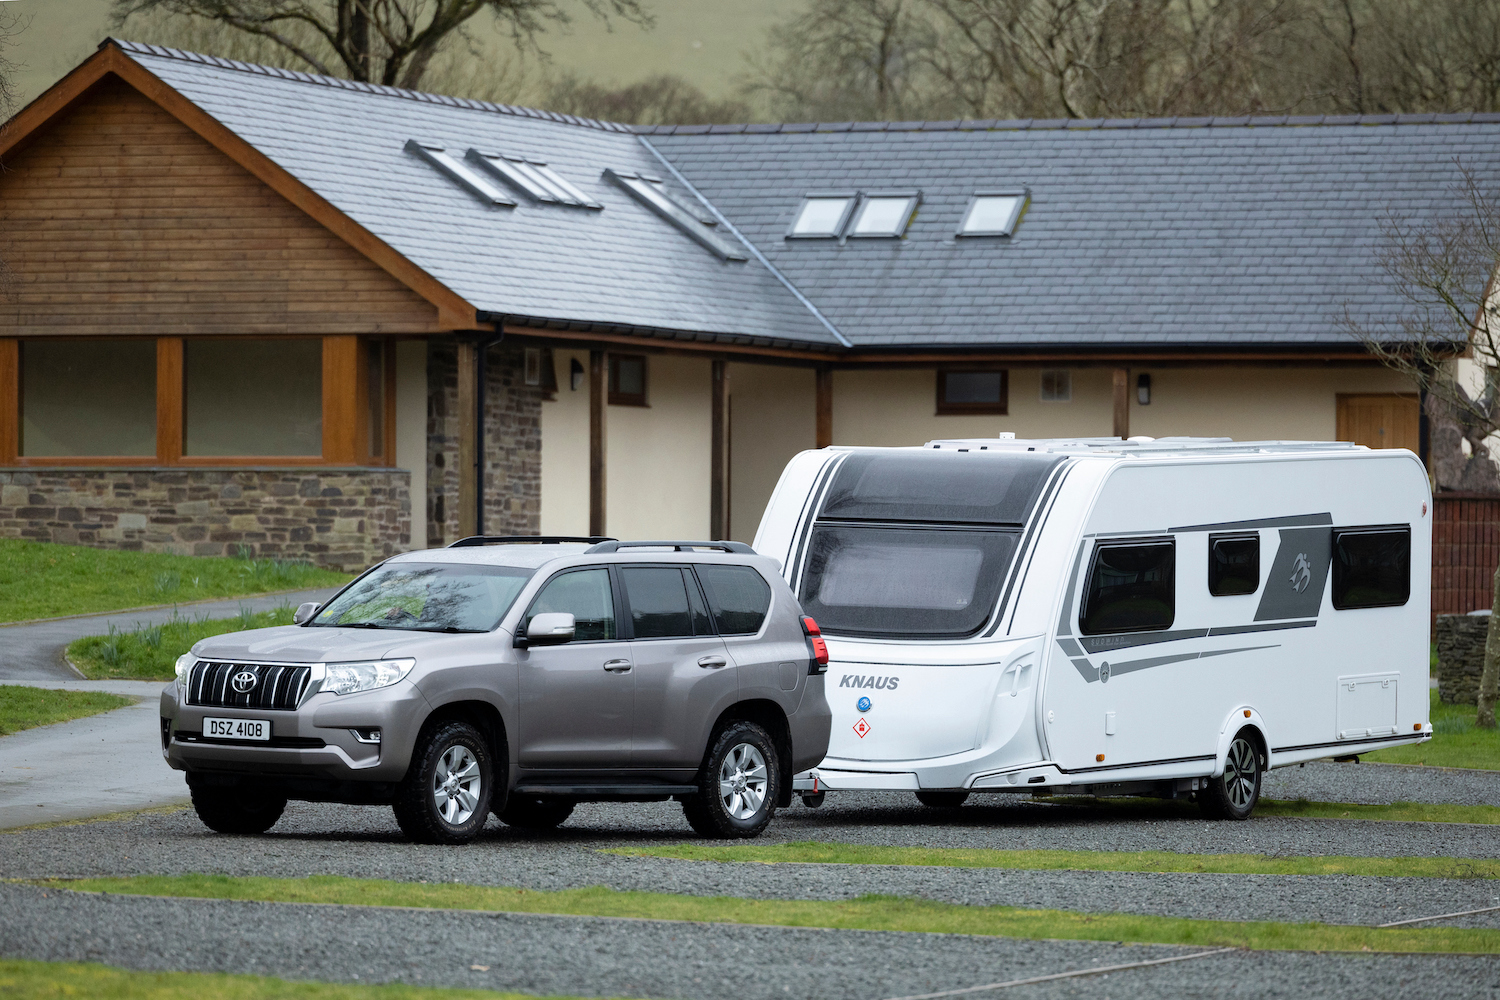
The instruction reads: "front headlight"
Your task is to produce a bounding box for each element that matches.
[321,659,416,696]
[174,653,196,685]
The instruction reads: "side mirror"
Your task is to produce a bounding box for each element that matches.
[521,612,575,647]
[293,602,320,625]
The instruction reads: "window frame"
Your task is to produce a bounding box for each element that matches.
[957,190,1029,238]
[608,354,649,407]
[1078,537,1177,636]
[1207,532,1260,597]
[846,192,921,239]
[936,369,1009,415]
[0,335,393,468]
[787,192,858,239]
[1331,524,1412,611]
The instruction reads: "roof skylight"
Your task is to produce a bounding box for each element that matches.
[789,195,856,238]
[959,192,1028,236]
[848,193,920,238]
[467,150,601,209]
[405,140,514,207]
[604,168,747,261]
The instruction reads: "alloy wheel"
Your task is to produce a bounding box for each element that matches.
[1223,737,1258,809]
[432,744,482,825]
[718,742,769,820]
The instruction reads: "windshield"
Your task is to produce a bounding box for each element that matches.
[311,563,534,632]
[799,525,1019,638]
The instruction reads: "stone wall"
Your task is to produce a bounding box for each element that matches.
[1434,612,1489,705]
[0,468,409,572]
[426,340,543,547]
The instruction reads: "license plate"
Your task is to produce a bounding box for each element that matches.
[203,717,271,741]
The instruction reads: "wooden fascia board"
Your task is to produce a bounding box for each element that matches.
[1,44,480,331]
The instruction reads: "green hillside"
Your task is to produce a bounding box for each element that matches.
[7,0,797,109]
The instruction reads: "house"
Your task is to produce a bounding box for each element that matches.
[2,39,1490,570]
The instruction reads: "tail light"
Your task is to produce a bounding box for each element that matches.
[802,616,829,674]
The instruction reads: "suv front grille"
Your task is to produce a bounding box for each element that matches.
[186,662,314,711]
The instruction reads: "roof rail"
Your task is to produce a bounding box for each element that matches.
[448,535,616,548]
[585,540,756,554]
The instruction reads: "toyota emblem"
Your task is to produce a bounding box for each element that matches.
[231,670,258,694]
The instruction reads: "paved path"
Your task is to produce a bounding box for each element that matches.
[0,588,342,681]
[0,680,186,829]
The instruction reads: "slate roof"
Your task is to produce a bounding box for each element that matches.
[644,119,1500,349]
[107,41,1500,354]
[115,41,839,350]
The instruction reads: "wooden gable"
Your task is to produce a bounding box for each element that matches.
[0,76,451,337]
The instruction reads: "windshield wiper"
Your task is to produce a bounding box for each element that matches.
[411,625,487,633]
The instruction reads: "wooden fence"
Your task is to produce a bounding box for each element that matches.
[1432,493,1500,630]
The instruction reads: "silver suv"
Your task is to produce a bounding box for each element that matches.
[159,538,832,843]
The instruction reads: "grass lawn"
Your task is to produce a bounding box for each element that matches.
[0,960,623,1000]
[1364,688,1499,770]
[68,607,295,681]
[0,686,135,736]
[0,539,349,624]
[609,841,1500,878]
[44,875,1500,954]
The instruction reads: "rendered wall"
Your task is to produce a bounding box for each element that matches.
[726,363,816,542]
[394,340,428,551]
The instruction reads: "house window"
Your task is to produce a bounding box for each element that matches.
[958,192,1028,237]
[19,340,156,457]
[847,194,920,238]
[1079,540,1176,635]
[184,340,322,456]
[1332,526,1410,610]
[789,195,856,238]
[1040,369,1072,402]
[609,355,648,407]
[937,370,1007,415]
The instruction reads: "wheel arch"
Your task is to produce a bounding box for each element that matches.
[418,698,510,809]
[708,698,794,808]
[1212,708,1269,778]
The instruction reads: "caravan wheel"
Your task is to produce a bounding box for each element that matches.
[1199,731,1263,821]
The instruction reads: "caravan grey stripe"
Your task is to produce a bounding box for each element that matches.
[1057,636,1084,657]
[1209,620,1317,636]
[1070,658,1098,682]
[1106,644,1279,678]
[1056,544,1087,638]
[990,460,1072,638]
[790,456,844,595]
[1080,628,1208,654]
[1169,512,1333,532]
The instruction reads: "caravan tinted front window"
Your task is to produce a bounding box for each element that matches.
[799,525,1019,637]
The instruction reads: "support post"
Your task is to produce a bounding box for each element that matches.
[1112,367,1130,440]
[815,366,833,449]
[711,360,729,539]
[590,349,607,537]
[456,340,478,538]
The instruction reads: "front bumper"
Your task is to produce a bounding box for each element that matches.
[159,678,429,784]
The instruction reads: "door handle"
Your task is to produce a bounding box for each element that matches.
[697,655,727,669]
[603,659,632,672]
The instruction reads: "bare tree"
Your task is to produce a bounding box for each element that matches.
[111,0,649,90]
[1341,161,1500,728]
[545,72,748,124]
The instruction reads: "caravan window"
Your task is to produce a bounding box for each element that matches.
[1332,526,1410,610]
[1209,534,1259,596]
[800,525,1019,638]
[1080,540,1175,635]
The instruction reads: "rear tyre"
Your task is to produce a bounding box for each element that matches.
[498,795,576,830]
[392,721,493,844]
[191,785,286,835]
[1199,730,1263,821]
[682,721,780,839]
[915,791,970,809]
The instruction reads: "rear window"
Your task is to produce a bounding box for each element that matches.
[1080,540,1175,635]
[695,565,772,635]
[799,525,1019,637]
[1332,526,1410,609]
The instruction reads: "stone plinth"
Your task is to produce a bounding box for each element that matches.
[1434,612,1490,706]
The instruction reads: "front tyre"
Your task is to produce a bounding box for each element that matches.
[682,721,780,839]
[1199,729,1263,821]
[191,785,286,834]
[393,721,493,844]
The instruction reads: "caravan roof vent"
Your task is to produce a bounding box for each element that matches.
[404,140,514,207]
[466,150,602,209]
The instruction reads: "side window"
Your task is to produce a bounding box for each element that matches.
[527,569,616,640]
[1208,533,1259,597]
[1079,540,1175,635]
[1332,526,1410,610]
[696,565,773,635]
[622,566,694,640]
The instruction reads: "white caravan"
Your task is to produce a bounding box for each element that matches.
[755,437,1432,818]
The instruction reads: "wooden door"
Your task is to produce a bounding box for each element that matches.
[1337,394,1420,451]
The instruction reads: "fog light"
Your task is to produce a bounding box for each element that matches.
[350,728,382,744]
